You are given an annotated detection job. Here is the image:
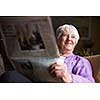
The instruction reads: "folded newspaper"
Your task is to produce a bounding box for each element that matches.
[0,16,62,82]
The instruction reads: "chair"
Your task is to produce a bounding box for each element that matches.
[86,55,100,83]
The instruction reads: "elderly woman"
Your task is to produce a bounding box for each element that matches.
[49,24,95,83]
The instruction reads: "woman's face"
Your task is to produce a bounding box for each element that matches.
[57,31,77,55]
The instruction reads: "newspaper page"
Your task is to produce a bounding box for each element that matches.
[0,16,62,82]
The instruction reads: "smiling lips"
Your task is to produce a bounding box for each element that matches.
[65,41,72,45]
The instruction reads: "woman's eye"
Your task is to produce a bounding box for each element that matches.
[62,34,67,37]
[71,35,75,38]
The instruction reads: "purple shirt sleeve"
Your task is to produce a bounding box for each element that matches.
[64,55,95,83]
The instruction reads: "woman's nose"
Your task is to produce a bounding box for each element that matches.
[66,35,71,40]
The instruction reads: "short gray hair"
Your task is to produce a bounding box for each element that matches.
[56,24,80,43]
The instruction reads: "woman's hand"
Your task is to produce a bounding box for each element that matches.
[49,62,72,83]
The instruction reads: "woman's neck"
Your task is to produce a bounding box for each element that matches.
[59,48,74,57]
[60,52,73,57]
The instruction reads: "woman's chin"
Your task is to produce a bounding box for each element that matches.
[64,46,72,51]
[62,49,72,53]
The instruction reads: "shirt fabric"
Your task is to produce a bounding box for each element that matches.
[63,54,95,83]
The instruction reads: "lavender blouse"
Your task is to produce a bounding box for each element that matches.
[63,55,95,83]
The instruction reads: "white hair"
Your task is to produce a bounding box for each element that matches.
[56,24,80,43]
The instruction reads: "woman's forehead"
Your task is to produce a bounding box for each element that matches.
[63,30,75,35]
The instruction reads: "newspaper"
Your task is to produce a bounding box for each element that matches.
[0,16,62,82]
